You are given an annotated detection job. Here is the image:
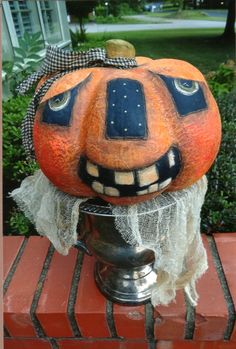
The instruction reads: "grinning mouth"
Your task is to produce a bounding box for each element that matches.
[78,146,181,197]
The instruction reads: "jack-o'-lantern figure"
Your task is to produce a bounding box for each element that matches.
[33,40,221,205]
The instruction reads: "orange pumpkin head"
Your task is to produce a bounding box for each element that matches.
[33,41,221,205]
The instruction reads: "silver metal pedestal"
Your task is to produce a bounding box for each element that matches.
[79,199,157,305]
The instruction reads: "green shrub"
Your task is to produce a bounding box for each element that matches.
[70,28,88,49]
[3,32,44,98]
[95,15,122,24]
[206,60,236,98]
[118,3,137,15]
[7,209,35,237]
[202,92,236,233]
[95,4,107,17]
[3,96,38,182]
[3,95,38,236]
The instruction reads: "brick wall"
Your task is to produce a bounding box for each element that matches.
[3,234,236,349]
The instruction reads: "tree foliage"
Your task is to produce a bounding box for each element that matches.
[223,0,235,39]
[178,0,186,12]
[66,1,98,41]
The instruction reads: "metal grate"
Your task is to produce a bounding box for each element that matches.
[80,199,112,216]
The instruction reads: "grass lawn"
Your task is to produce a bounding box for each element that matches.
[147,10,226,21]
[87,28,235,74]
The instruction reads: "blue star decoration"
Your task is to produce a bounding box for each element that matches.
[106,78,147,139]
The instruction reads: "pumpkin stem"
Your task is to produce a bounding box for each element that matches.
[105,39,136,59]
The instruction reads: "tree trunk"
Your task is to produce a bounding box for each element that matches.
[223,0,235,39]
[178,0,184,12]
[78,16,86,42]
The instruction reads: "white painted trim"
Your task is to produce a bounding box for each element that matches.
[2,1,19,47]
[36,0,47,44]
[57,40,71,48]
[56,1,66,41]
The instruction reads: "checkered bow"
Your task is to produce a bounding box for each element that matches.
[17,45,138,159]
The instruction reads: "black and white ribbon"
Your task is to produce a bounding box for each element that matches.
[17,45,138,159]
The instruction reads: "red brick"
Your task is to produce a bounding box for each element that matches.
[113,303,146,339]
[157,341,204,349]
[58,340,148,349]
[36,247,78,337]
[3,237,24,281]
[58,340,120,349]
[215,342,236,349]
[156,342,236,349]
[214,233,236,341]
[194,235,228,340]
[154,291,186,340]
[123,343,149,349]
[75,255,110,337]
[4,237,50,337]
[4,338,52,349]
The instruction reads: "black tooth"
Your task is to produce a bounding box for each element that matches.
[155,150,171,183]
[78,156,94,186]
[99,167,115,187]
[119,184,146,197]
[169,147,182,179]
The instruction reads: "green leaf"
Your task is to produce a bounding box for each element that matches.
[14,63,24,70]
[3,61,14,74]
[14,56,25,63]
[18,37,28,51]
[23,30,31,43]
[29,45,43,53]
[32,32,42,41]
[27,53,41,60]
[14,47,27,58]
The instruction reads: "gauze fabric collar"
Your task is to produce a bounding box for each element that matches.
[17,45,138,159]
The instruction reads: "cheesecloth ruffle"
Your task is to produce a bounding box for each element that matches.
[10,170,208,307]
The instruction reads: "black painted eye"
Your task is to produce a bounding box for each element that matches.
[42,90,74,126]
[41,75,91,127]
[42,85,78,126]
[48,91,71,111]
[173,79,199,96]
[159,74,207,117]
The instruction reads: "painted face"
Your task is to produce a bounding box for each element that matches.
[33,58,221,205]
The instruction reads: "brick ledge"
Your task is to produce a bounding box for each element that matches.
[3,233,236,349]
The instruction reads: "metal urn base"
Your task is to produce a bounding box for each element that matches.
[95,262,157,305]
[79,199,157,306]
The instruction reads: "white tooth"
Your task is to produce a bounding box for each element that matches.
[104,186,120,197]
[148,183,159,193]
[92,181,104,194]
[115,171,135,185]
[86,161,99,177]
[159,178,172,190]
[168,150,175,168]
[138,165,159,187]
[136,189,149,196]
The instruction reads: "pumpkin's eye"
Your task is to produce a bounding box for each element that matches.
[41,75,91,126]
[173,79,199,96]
[159,75,207,117]
[48,91,71,111]
[42,85,79,126]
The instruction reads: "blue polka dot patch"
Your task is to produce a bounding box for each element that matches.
[106,78,147,139]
